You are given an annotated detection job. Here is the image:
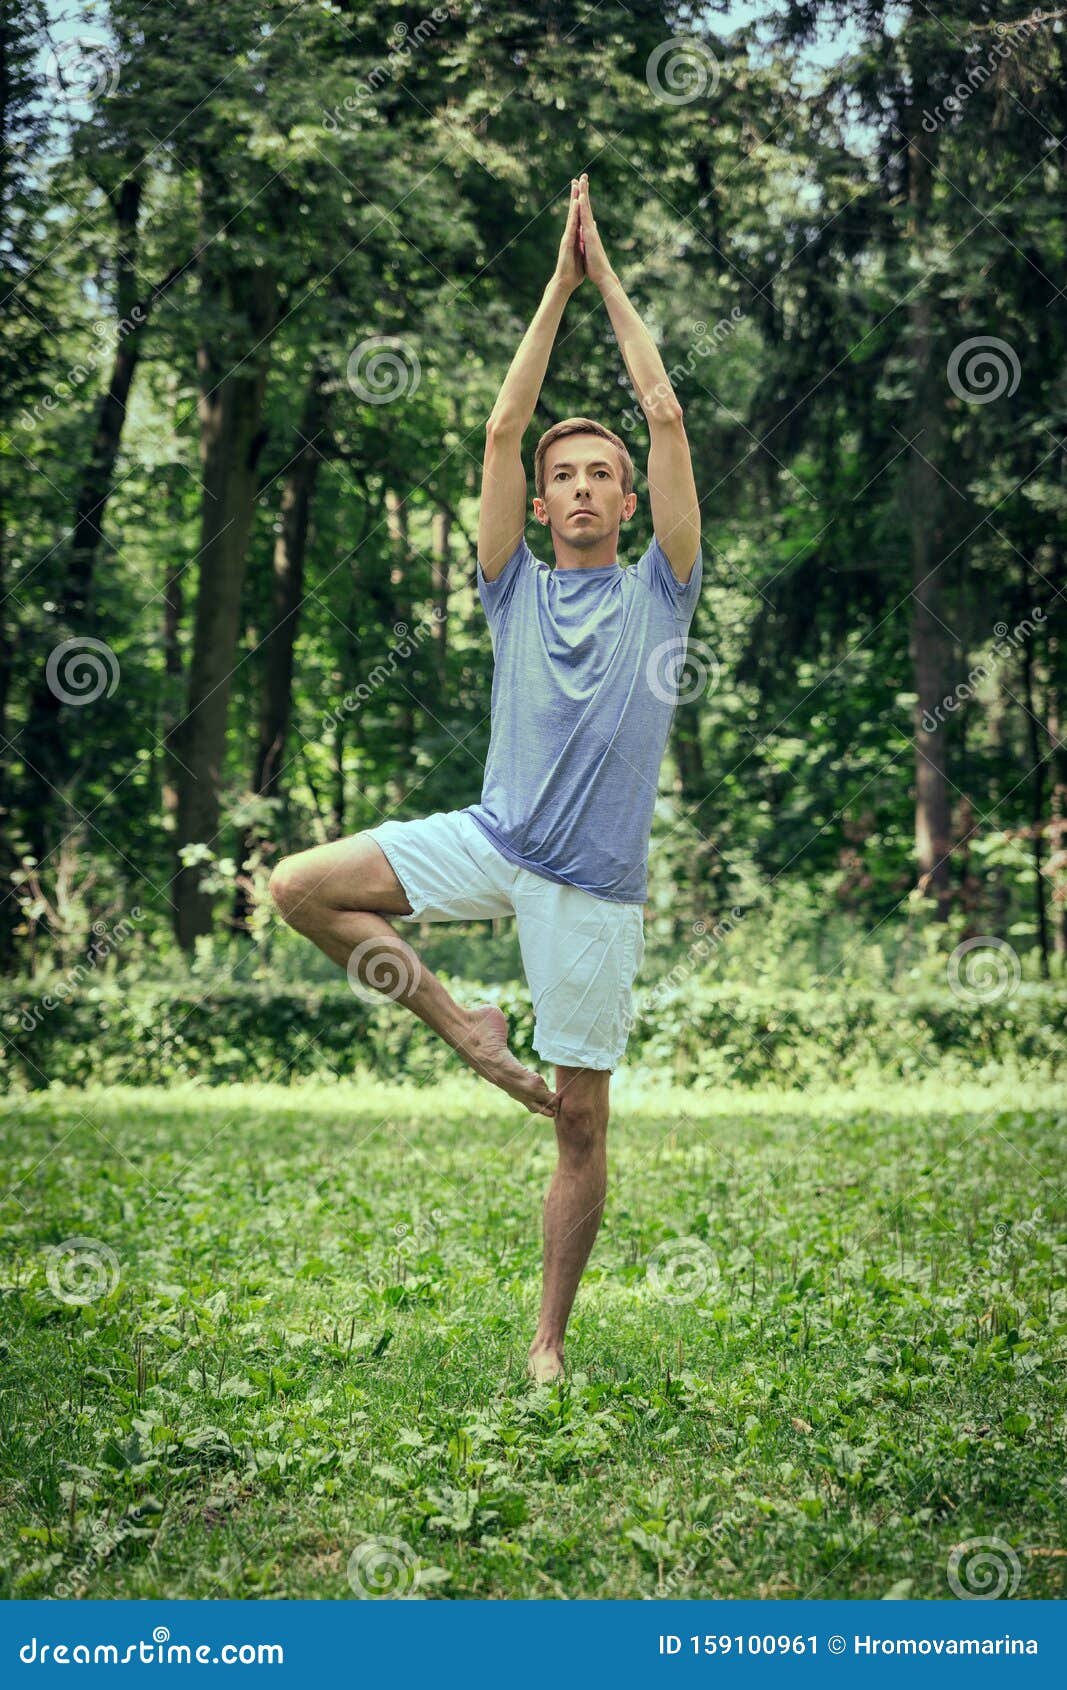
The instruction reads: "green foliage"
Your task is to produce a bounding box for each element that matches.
[2,972,1064,1091]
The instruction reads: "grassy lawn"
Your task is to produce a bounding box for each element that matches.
[1,1074,1064,1600]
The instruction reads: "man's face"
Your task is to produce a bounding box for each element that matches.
[534,434,637,550]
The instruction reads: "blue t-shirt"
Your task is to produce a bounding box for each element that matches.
[464,532,703,903]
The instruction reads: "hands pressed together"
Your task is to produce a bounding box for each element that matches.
[555,172,613,293]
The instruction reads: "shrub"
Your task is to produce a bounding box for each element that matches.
[1,976,1063,1091]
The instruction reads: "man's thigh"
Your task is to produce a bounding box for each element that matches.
[273,832,414,916]
[513,876,645,1072]
[359,810,516,923]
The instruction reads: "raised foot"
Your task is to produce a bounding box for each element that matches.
[458,1004,559,1118]
[526,1343,565,1384]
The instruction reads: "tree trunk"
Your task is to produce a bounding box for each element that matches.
[1050,685,1067,966]
[329,714,346,842]
[904,79,953,919]
[431,504,451,691]
[670,701,713,925]
[385,488,415,807]
[232,366,331,927]
[1045,518,1067,963]
[24,174,148,857]
[171,258,277,949]
[0,520,15,971]
[161,475,185,826]
[1021,624,1050,978]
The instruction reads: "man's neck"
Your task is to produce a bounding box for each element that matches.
[551,530,620,571]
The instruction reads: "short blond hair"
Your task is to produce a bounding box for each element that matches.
[534,416,634,500]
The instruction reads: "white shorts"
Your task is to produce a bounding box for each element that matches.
[362,809,645,1072]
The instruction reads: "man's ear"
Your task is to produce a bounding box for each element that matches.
[532,497,548,524]
[623,491,638,521]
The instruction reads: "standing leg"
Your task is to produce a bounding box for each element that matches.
[527,1064,611,1382]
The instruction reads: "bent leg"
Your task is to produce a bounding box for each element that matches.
[269,833,559,1118]
[527,1064,611,1382]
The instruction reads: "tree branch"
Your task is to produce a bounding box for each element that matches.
[971,8,1067,29]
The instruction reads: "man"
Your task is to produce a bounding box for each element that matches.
[270,174,702,1382]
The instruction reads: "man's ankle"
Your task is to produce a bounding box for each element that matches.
[440,1001,479,1052]
[528,1335,563,1356]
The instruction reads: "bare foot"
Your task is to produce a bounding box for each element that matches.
[456,1004,560,1118]
[526,1343,565,1384]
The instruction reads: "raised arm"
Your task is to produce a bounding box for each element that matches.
[477,181,585,582]
[577,174,701,584]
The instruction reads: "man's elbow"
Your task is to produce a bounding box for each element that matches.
[485,411,524,443]
[645,397,686,432]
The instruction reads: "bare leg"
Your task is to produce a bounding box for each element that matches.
[527,1065,611,1381]
[269,835,559,1118]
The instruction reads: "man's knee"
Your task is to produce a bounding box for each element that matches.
[555,1096,609,1161]
[268,854,319,928]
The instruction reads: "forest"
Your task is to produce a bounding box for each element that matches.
[2,0,1064,1011]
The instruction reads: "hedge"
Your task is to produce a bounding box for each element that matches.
[2,975,1064,1091]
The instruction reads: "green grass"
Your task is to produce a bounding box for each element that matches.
[1,1074,1064,1600]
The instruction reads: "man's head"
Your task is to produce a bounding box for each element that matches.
[533,417,637,557]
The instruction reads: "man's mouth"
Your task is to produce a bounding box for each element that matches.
[570,511,595,520]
